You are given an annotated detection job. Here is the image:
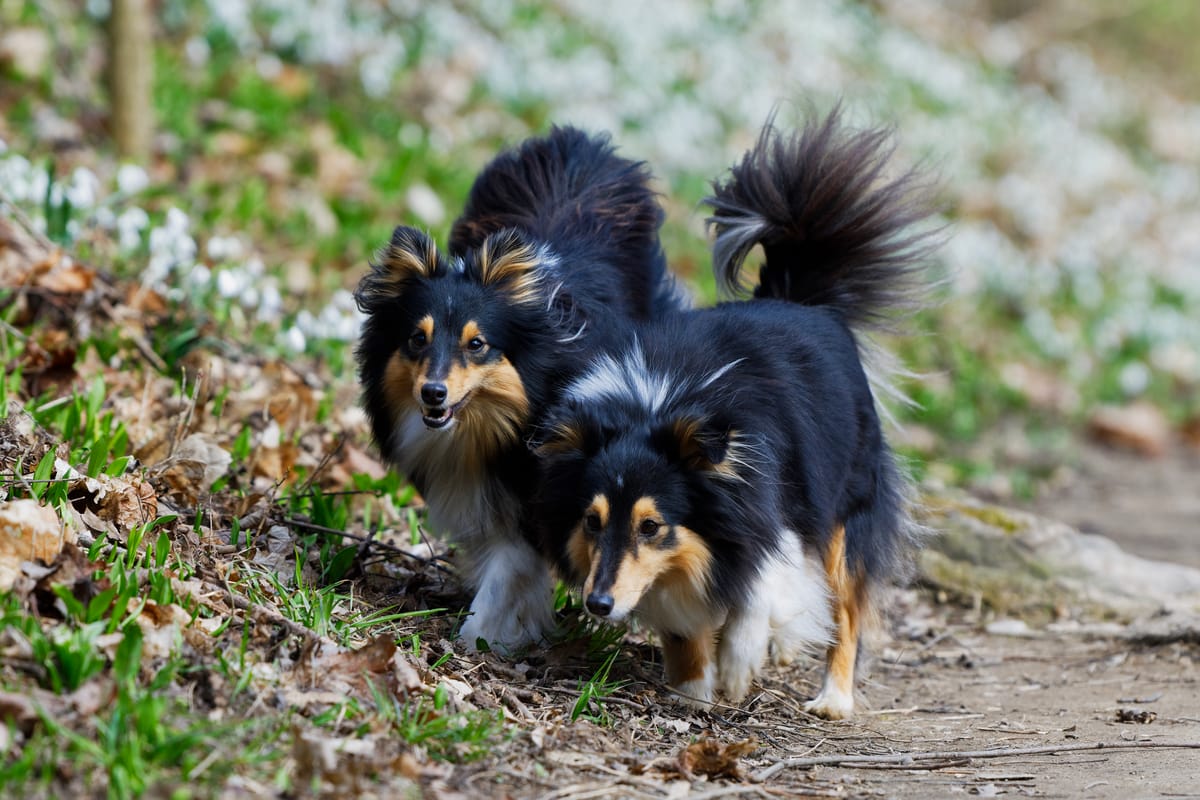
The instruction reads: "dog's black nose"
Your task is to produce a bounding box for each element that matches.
[420,382,448,406]
[586,592,614,617]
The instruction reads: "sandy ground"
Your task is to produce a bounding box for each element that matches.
[1028,443,1200,569]
[429,440,1200,799]
[429,587,1200,799]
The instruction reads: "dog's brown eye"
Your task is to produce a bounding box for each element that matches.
[584,513,602,533]
[638,519,660,537]
[466,336,486,353]
[409,331,427,349]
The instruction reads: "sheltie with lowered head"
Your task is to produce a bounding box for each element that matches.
[532,108,938,718]
[355,127,682,652]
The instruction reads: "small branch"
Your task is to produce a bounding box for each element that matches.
[768,740,1200,771]
[281,515,455,574]
[178,574,322,646]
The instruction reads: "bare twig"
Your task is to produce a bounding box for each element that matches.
[177,574,322,645]
[282,515,455,574]
[768,740,1200,771]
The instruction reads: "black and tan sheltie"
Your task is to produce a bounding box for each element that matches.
[532,109,938,718]
[355,128,682,651]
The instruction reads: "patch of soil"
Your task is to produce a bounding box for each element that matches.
[435,591,1200,798]
[1028,442,1200,569]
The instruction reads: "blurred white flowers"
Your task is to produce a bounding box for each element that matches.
[2,0,1197,382]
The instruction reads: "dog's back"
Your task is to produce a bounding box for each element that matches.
[450,126,681,324]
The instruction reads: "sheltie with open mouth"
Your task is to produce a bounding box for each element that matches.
[356,127,682,651]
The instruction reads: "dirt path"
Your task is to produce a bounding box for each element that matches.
[433,589,1200,799]
[1028,443,1200,569]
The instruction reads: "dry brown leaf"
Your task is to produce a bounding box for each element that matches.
[34,257,94,293]
[136,600,191,659]
[0,499,69,591]
[154,433,231,502]
[250,441,299,482]
[95,474,158,532]
[676,734,759,780]
[1088,402,1170,457]
[0,690,41,734]
[1182,416,1200,451]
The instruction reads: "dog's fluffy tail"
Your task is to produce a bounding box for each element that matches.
[705,106,938,331]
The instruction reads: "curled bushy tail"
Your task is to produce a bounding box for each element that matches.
[706,107,939,331]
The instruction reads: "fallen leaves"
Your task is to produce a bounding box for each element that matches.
[0,498,72,591]
[1087,402,1170,457]
[1114,708,1157,724]
[151,432,231,503]
[675,735,760,781]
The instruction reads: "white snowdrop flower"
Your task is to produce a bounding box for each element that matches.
[295,308,317,336]
[0,137,7,153]
[240,285,260,309]
[188,264,212,288]
[1151,341,1199,383]
[330,288,356,312]
[116,163,150,195]
[398,123,424,148]
[143,253,171,286]
[185,35,211,67]
[360,34,406,98]
[0,155,27,200]
[338,312,363,341]
[283,326,307,352]
[256,52,283,81]
[85,0,109,18]
[245,256,265,276]
[28,163,49,205]
[260,420,281,449]
[216,267,249,298]
[258,284,284,322]
[93,206,116,229]
[1118,361,1151,397]
[65,167,101,209]
[206,235,244,262]
[66,220,80,240]
[48,182,64,208]
[116,207,149,251]
[165,206,190,233]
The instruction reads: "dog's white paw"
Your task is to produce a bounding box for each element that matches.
[717,643,761,704]
[456,540,554,654]
[804,681,855,720]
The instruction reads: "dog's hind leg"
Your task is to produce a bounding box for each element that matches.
[662,629,717,709]
[805,524,862,720]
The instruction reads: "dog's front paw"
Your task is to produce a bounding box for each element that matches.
[804,684,855,720]
[716,612,769,704]
[456,540,555,654]
[457,599,551,655]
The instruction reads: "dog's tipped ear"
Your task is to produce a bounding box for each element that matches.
[530,411,608,460]
[530,419,587,458]
[356,226,439,312]
[653,416,731,472]
[477,229,543,306]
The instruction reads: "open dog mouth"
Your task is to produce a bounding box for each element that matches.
[421,395,470,429]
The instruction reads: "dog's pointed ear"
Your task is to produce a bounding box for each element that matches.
[530,409,606,460]
[477,229,543,306]
[652,415,731,472]
[356,226,439,313]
